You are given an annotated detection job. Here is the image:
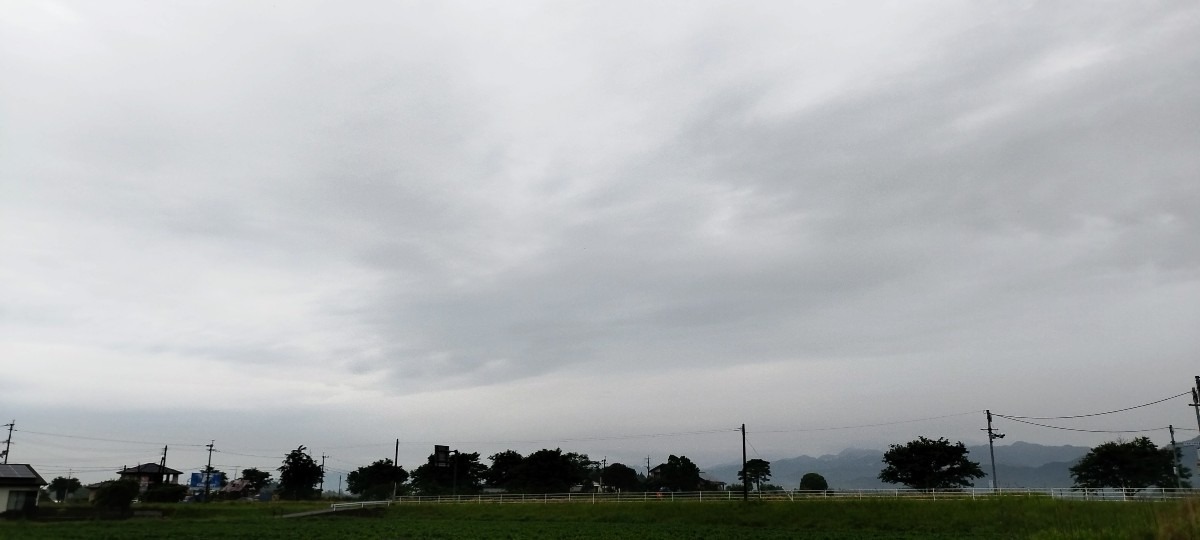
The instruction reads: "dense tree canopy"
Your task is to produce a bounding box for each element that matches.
[799,472,829,491]
[878,436,984,490]
[92,479,139,511]
[278,445,324,500]
[652,455,702,491]
[601,463,641,492]
[48,476,82,501]
[507,448,592,493]
[1069,437,1190,495]
[142,483,188,503]
[410,451,486,495]
[738,458,772,491]
[347,459,409,500]
[240,467,273,492]
[485,450,525,490]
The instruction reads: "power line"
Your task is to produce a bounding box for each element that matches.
[16,429,206,447]
[425,428,741,446]
[996,415,1169,433]
[753,411,982,434]
[996,391,1190,420]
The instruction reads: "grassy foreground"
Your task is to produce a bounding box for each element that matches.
[3,497,1199,539]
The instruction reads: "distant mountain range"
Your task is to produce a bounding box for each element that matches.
[705,439,1199,489]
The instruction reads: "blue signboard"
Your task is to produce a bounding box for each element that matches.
[189,472,222,489]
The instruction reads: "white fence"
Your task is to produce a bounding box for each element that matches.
[329,487,1197,510]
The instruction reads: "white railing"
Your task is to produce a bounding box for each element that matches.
[340,487,1195,507]
[329,500,395,511]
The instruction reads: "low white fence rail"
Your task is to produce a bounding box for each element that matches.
[330,487,1196,509]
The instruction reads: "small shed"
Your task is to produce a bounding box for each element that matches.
[0,464,47,515]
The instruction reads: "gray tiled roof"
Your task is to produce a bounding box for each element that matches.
[119,463,183,475]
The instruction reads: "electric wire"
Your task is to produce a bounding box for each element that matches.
[996,415,1168,434]
[753,411,982,434]
[996,391,1189,420]
[15,429,206,447]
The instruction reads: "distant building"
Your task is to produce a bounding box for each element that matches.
[0,464,47,515]
[118,463,182,493]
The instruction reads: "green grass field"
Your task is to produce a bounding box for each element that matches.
[4,497,1198,539]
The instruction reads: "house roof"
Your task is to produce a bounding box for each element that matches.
[0,464,47,486]
[221,479,252,492]
[119,463,183,475]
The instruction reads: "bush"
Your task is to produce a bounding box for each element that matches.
[92,480,140,512]
[142,483,188,503]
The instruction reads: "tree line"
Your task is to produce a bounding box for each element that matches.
[54,434,1191,507]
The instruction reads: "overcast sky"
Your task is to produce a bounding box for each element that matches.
[2,1,1199,486]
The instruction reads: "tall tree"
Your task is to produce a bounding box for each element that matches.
[1069,437,1190,495]
[508,448,591,493]
[48,476,82,502]
[798,472,829,491]
[347,459,408,500]
[240,467,273,492]
[738,458,772,491]
[485,450,524,490]
[879,436,984,490]
[601,463,641,492]
[409,451,486,495]
[653,455,702,491]
[278,445,324,500]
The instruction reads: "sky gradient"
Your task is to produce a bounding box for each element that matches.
[2,1,1198,485]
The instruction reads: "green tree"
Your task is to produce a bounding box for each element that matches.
[798,472,829,491]
[738,458,771,491]
[601,463,641,492]
[879,436,984,490]
[92,479,139,513]
[142,483,188,502]
[1069,437,1190,495]
[47,476,82,502]
[346,459,409,500]
[485,450,524,490]
[409,451,486,495]
[240,467,272,492]
[507,448,591,493]
[653,455,702,491]
[278,445,324,500]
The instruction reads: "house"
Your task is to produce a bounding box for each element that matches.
[698,472,726,491]
[220,478,253,498]
[118,463,182,493]
[0,464,47,515]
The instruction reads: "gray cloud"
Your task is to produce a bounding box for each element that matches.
[2,1,1198,483]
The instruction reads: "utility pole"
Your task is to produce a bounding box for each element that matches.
[320,454,327,495]
[392,438,400,500]
[204,440,215,503]
[646,456,651,477]
[159,445,169,485]
[741,424,748,502]
[1190,378,1200,470]
[982,410,1004,492]
[452,450,459,498]
[1,420,13,464]
[1169,425,1181,489]
[600,457,606,492]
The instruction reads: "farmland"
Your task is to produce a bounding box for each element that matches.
[4,497,1199,539]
